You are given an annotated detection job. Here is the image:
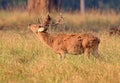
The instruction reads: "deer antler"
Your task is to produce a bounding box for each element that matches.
[43,14,52,26]
[51,13,64,26]
[37,14,64,27]
[58,13,64,23]
[37,14,52,27]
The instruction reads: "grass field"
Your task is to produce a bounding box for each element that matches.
[0,10,120,83]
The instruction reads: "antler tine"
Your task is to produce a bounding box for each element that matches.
[59,13,64,21]
[37,18,40,23]
[52,13,64,26]
[37,15,43,24]
[47,14,51,22]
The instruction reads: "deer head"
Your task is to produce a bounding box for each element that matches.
[29,14,64,33]
[38,14,63,32]
[28,14,52,34]
[37,14,52,32]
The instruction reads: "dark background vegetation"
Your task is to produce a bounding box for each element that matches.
[1,0,120,31]
[0,0,120,12]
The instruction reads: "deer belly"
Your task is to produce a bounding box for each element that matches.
[66,42,84,55]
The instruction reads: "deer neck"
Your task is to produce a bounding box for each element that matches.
[35,31,54,49]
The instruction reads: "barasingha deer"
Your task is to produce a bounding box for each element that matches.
[109,27,120,36]
[28,14,100,59]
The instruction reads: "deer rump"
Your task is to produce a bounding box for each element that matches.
[109,27,120,36]
[52,33,99,55]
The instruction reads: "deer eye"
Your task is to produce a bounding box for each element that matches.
[38,25,41,28]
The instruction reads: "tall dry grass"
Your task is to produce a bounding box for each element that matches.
[0,10,120,83]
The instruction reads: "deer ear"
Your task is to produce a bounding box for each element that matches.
[47,14,51,21]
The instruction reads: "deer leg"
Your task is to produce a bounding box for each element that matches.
[84,48,90,59]
[58,51,66,59]
[92,46,99,58]
[94,48,98,55]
